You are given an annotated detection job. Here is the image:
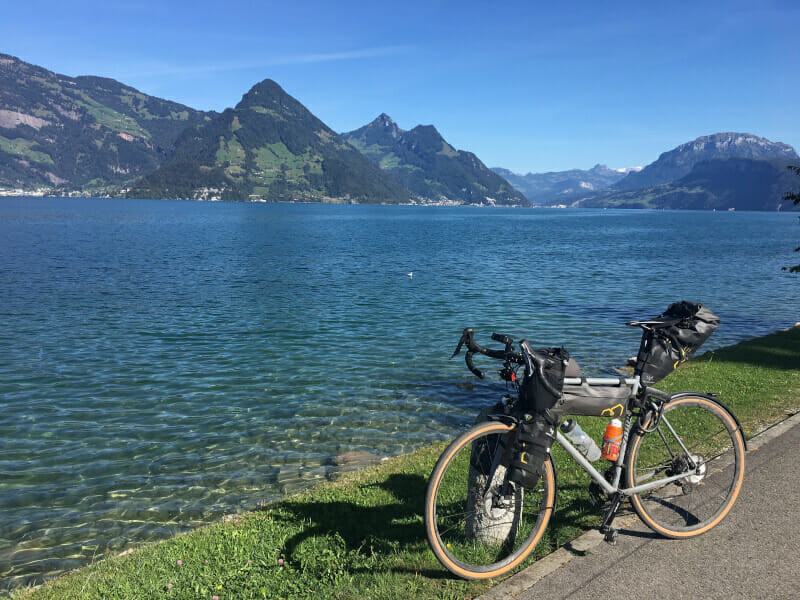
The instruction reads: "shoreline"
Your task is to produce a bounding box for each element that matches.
[12,326,800,599]
[4,193,800,212]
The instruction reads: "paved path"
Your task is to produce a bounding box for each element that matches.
[479,413,800,600]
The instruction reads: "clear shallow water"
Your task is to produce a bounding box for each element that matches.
[1,197,799,589]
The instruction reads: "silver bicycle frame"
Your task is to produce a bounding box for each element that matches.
[554,375,695,496]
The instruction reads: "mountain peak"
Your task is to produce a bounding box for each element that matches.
[131,76,409,203]
[674,132,797,158]
[614,131,798,191]
[236,79,294,110]
[374,113,396,126]
[342,117,528,206]
[368,113,402,138]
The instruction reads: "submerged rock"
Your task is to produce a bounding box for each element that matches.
[331,451,382,468]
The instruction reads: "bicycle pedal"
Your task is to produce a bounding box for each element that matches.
[603,529,619,545]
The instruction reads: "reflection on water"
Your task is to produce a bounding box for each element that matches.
[1,198,798,590]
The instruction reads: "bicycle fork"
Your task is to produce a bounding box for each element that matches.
[480,430,517,508]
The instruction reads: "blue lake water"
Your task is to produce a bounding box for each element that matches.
[1,197,799,589]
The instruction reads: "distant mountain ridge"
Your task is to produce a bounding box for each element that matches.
[3,54,799,210]
[613,132,798,190]
[0,53,214,192]
[576,158,800,211]
[129,80,410,203]
[492,164,641,205]
[342,114,528,206]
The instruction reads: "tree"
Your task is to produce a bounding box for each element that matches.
[785,166,800,274]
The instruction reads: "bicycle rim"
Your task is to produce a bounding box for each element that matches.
[425,421,555,579]
[627,396,745,538]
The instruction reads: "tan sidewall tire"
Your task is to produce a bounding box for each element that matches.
[425,420,556,579]
[626,396,745,539]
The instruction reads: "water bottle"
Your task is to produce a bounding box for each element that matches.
[560,419,601,462]
[601,419,624,461]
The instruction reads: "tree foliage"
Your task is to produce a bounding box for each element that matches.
[785,165,800,274]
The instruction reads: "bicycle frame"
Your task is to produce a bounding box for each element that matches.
[556,374,698,497]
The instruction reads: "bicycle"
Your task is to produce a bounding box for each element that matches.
[424,305,746,580]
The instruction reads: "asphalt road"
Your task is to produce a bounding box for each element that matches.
[480,413,800,600]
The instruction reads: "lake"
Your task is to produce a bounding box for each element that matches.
[1,197,799,590]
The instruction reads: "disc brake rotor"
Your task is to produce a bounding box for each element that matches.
[483,488,513,520]
[685,454,706,485]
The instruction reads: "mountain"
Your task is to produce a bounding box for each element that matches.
[492,164,640,205]
[342,114,528,206]
[129,81,410,203]
[576,158,800,211]
[614,132,798,191]
[0,53,214,192]
[128,79,409,203]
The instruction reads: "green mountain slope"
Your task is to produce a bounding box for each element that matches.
[613,132,798,191]
[577,158,800,211]
[492,164,637,205]
[129,81,410,203]
[342,114,528,206]
[0,53,214,192]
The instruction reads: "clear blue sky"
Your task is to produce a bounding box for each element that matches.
[3,0,798,173]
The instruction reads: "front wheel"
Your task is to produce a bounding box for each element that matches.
[425,420,556,580]
[626,395,745,538]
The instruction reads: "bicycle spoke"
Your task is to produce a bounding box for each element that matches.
[628,397,744,537]
[426,421,554,578]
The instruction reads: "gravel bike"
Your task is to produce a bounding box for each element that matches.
[424,308,746,580]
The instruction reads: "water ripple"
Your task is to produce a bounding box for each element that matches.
[1,198,799,590]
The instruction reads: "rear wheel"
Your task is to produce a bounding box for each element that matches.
[425,420,556,579]
[626,395,745,538]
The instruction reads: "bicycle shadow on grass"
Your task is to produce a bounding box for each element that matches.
[259,473,449,578]
[545,481,662,551]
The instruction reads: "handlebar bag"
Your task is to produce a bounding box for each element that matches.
[519,347,569,414]
[636,301,720,386]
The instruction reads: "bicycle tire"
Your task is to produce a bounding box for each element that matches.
[425,420,556,579]
[626,395,745,538]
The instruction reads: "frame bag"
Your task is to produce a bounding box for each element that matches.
[636,301,720,386]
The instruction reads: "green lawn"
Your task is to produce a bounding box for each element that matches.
[16,327,800,600]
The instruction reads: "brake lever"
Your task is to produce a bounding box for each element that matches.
[451,327,475,359]
[450,333,466,359]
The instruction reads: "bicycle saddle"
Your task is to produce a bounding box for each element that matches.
[626,317,682,328]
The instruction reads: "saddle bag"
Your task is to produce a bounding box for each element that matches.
[635,301,720,386]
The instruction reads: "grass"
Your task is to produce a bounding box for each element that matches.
[0,135,54,165]
[15,327,800,600]
[73,92,150,140]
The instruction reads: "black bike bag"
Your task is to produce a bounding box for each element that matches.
[634,301,720,386]
[508,411,558,489]
[518,346,570,414]
[553,383,631,418]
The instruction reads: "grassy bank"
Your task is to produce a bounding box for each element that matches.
[17,327,800,600]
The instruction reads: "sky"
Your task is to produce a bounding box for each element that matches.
[2,0,799,173]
